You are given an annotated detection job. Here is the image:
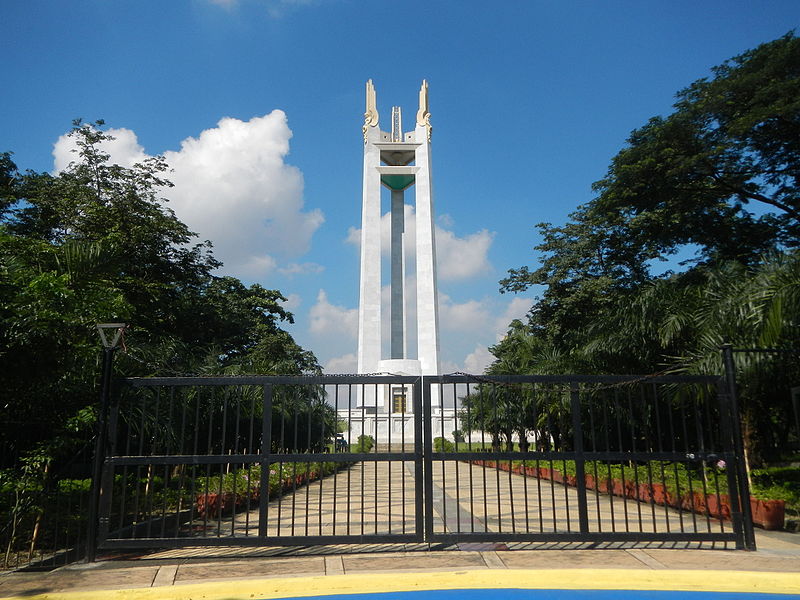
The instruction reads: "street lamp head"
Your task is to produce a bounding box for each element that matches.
[96,323,127,349]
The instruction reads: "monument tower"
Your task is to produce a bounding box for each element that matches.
[357,79,441,409]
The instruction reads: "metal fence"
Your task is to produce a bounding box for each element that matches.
[95,376,424,552]
[724,347,800,463]
[1,468,90,570]
[424,374,753,549]
[6,353,787,569]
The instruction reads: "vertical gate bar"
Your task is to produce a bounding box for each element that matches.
[245,387,256,536]
[439,382,448,533]
[438,383,447,531]
[359,385,366,537]
[161,387,176,538]
[665,388,685,533]
[332,384,340,536]
[87,346,115,562]
[642,385,657,533]
[722,346,756,550]
[570,383,589,534]
[480,383,489,531]
[258,384,272,538]
[231,388,242,537]
[145,387,162,539]
[175,388,189,537]
[652,383,670,532]
[388,386,393,536]
[533,383,544,533]
[465,382,476,533]
[317,389,324,537]
[627,387,643,532]
[290,388,299,537]
[96,372,120,551]
[613,389,629,532]
[679,389,699,533]
[705,384,726,535]
[52,477,62,565]
[374,382,379,536]
[400,383,406,534]
[711,458,725,534]
[693,391,713,533]
[202,388,214,536]
[505,385,516,533]
[305,384,312,536]
[493,383,503,533]
[561,396,571,533]
[216,387,228,538]
[715,379,733,541]
[546,394,558,530]
[203,388,214,531]
[601,390,616,532]
[187,390,202,538]
[522,382,530,533]
[588,389,602,531]
[360,384,368,536]
[421,377,433,541]
[118,405,133,534]
[346,383,352,536]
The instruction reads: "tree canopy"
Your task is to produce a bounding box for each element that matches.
[0,121,319,468]
[502,33,799,321]
[492,33,800,466]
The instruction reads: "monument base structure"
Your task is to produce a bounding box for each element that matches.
[344,80,457,443]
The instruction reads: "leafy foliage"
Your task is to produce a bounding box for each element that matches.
[433,437,454,452]
[1,120,320,473]
[492,34,800,468]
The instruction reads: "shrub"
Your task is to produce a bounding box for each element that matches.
[452,430,465,444]
[355,435,375,453]
[434,437,454,452]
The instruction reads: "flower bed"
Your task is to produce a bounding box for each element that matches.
[195,461,344,519]
[470,459,785,530]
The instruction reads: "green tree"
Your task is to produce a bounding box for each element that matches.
[502,33,800,355]
[1,121,319,468]
[492,34,800,469]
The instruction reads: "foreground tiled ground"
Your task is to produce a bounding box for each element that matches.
[1,529,799,599]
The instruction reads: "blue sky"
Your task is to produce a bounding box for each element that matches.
[2,1,798,373]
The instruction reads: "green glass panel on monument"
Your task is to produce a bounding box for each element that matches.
[381,174,415,191]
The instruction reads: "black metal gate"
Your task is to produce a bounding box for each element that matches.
[422,374,754,550]
[96,375,424,551]
[93,372,754,555]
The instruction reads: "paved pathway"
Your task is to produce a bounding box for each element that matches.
[167,459,749,544]
[2,461,799,598]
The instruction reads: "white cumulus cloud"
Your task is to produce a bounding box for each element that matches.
[164,112,324,278]
[53,127,147,172]
[346,204,493,282]
[463,345,495,374]
[493,296,532,341]
[280,293,302,312]
[436,227,494,281]
[309,290,358,338]
[278,262,324,276]
[324,353,358,374]
[438,293,491,333]
[52,112,324,280]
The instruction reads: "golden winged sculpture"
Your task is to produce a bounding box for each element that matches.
[416,79,431,141]
[363,79,379,143]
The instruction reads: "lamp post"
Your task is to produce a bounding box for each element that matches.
[86,323,126,562]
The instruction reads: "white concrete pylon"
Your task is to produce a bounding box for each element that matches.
[356,79,441,406]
